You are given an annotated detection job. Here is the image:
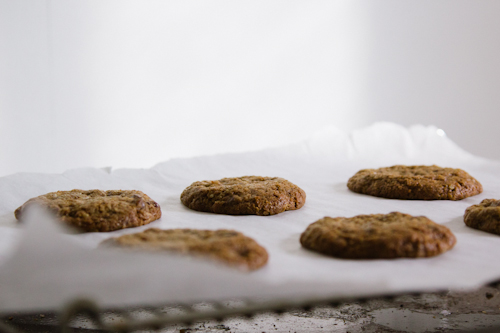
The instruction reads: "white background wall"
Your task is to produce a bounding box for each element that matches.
[1,1,499,177]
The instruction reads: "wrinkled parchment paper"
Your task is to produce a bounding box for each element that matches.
[1,123,499,312]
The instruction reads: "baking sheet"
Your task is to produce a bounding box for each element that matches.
[1,122,500,312]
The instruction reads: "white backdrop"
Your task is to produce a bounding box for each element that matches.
[1,0,500,177]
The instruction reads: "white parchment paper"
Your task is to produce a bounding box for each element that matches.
[1,123,499,312]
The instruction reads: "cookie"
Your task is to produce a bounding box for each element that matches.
[300,212,456,259]
[102,228,269,270]
[464,199,500,235]
[347,165,482,200]
[14,189,161,232]
[180,176,306,215]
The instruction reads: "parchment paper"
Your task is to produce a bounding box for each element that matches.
[1,123,500,312]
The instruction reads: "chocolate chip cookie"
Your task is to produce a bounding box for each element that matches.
[15,189,161,232]
[300,212,456,259]
[102,228,269,271]
[180,176,306,215]
[464,199,500,235]
[347,165,482,200]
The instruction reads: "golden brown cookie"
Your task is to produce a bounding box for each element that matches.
[14,189,161,232]
[464,199,500,235]
[102,228,269,271]
[180,176,306,216]
[347,165,482,200]
[300,212,456,259]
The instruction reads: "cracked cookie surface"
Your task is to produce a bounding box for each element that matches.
[300,212,456,259]
[464,199,500,235]
[102,228,269,271]
[347,165,482,200]
[15,189,161,232]
[180,176,306,215]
